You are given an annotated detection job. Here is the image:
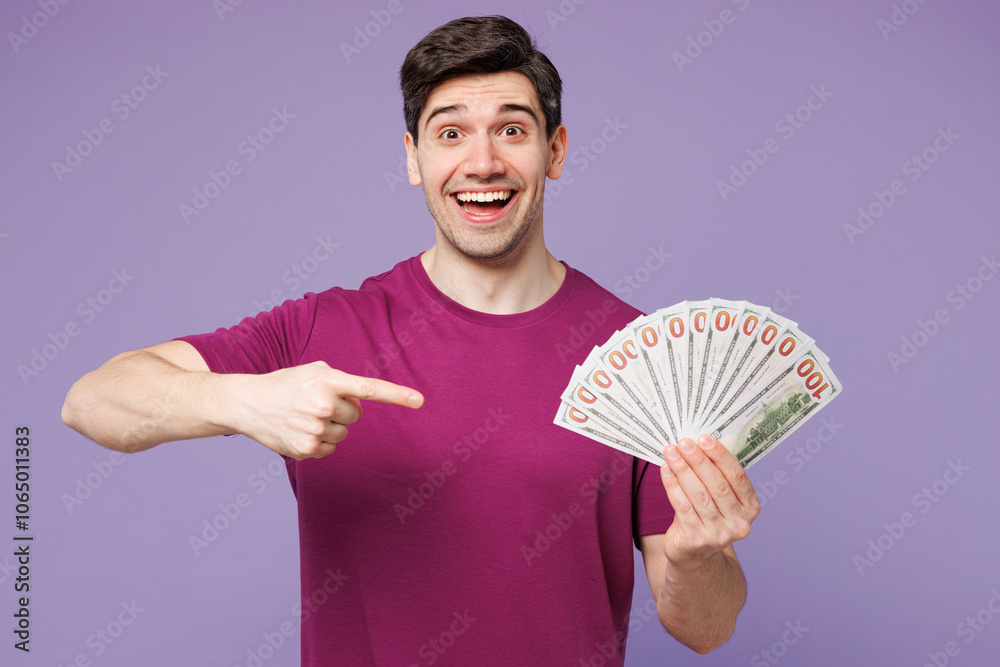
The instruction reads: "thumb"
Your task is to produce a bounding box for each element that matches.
[347,396,362,418]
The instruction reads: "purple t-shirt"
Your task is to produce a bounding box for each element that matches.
[179,254,674,666]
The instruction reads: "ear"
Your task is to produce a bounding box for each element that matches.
[545,125,568,179]
[404,132,422,186]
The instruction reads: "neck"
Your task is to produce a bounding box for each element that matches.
[420,234,566,315]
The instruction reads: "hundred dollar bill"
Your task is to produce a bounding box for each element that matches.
[632,307,686,438]
[554,298,843,469]
[711,347,842,468]
[696,319,813,434]
[553,399,663,464]
[697,300,759,428]
[695,305,778,433]
[560,365,667,460]
[689,298,744,432]
[684,301,711,429]
[596,327,677,444]
[575,356,670,450]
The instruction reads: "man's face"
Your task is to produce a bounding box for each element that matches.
[404,71,567,264]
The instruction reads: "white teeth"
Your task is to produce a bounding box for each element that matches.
[455,190,511,203]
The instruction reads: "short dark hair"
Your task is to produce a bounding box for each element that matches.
[400,16,562,146]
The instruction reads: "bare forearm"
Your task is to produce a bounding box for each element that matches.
[62,350,247,452]
[655,549,747,654]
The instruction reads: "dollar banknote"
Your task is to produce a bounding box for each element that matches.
[554,299,842,469]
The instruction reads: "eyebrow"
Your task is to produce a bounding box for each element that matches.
[422,103,540,132]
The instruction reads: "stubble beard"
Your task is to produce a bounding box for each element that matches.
[424,183,544,266]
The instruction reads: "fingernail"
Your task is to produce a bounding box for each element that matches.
[679,439,696,454]
[699,436,715,450]
[409,394,422,408]
[666,446,681,460]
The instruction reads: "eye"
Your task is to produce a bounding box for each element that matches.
[503,126,524,137]
[440,129,461,140]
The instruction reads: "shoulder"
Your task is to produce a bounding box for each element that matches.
[311,255,417,313]
[564,263,645,326]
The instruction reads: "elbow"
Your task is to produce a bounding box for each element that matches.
[690,642,721,655]
[61,381,84,433]
[686,624,736,655]
[61,378,135,453]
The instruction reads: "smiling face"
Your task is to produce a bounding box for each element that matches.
[404,71,567,264]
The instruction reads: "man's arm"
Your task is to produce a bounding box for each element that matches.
[61,340,423,459]
[638,539,747,654]
[637,435,759,654]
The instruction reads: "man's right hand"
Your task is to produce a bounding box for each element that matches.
[62,341,423,456]
[240,360,423,460]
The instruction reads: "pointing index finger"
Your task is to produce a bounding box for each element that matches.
[340,373,424,408]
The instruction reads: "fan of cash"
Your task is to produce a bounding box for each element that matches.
[554,299,842,469]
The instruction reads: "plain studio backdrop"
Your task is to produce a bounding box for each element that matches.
[2,1,999,665]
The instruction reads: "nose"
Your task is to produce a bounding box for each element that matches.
[463,132,505,180]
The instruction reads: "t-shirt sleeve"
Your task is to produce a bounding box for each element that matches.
[173,293,320,375]
[632,459,674,544]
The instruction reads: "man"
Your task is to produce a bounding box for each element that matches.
[62,16,759,666]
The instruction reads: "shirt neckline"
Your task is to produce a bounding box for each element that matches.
[407,252,578,329]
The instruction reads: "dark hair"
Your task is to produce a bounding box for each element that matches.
[400,16,562,145]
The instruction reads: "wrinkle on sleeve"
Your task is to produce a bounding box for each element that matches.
[174,293,320,375]
[632,458,674,546]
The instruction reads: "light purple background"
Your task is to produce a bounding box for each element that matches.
[3,0,999,665]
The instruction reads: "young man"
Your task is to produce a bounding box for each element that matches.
[62,16,759,666]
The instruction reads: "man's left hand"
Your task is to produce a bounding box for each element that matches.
[659,435,760,566]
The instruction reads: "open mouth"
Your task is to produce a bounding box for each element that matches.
[453,190,515,218]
